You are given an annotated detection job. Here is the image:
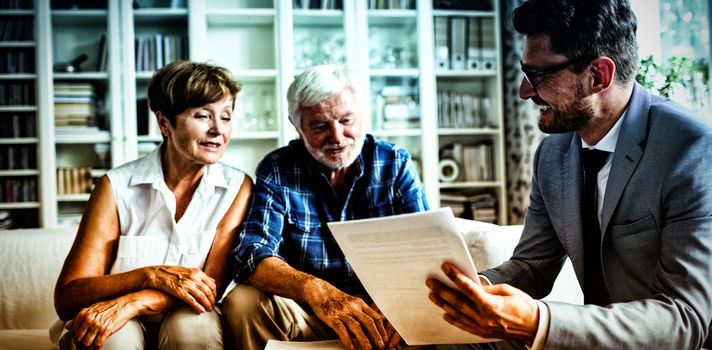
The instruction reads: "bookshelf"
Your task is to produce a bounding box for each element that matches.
[44,2,120,226]
[15,0,507,228]
[430,2,506,224]
[0,2,41,229]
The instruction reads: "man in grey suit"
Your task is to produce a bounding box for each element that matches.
[426,0,712,349]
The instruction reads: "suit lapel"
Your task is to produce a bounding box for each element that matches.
[600,84,650,233]
[562,134,585,282]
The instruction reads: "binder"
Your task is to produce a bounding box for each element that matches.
[467,18,481,70]
[480,18,497,71]
[434,17,449,70]
[448,17,467,70]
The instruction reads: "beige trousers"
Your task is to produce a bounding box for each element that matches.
[222,284,337,350]
[222,284,436,350]
[59,307,222,350]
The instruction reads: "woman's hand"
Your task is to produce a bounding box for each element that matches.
[142,265,217,312]
[65,296,137,350]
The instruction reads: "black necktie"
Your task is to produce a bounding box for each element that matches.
[580,148,611,306]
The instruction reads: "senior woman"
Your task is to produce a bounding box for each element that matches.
[53,60,252,350]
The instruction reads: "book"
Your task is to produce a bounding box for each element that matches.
[96,34,108,71]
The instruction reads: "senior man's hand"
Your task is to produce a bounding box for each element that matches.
[305,279,389,350]
[426,262,539,343]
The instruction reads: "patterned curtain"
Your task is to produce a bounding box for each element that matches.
[499,0,545,224]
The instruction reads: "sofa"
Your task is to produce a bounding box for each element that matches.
[0,222,581,350]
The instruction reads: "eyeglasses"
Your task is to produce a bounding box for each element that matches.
[520,55,596,91]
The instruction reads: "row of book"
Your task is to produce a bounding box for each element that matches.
[433,0,492,11]
[0,178,37,203]
[0,19,33,42]
[0,145,36,170]
[0,113,36,137]
[368,0,414,9]
[440,191,498,223]
[0,0,32,9]
[0,82,34,105]
[437,91,495,128]
[434,16,496,71]
[0,50,34,74]
[439,142,495,182]
[135,34,187,72]
[293,0,343,9]
[57,167,94,195]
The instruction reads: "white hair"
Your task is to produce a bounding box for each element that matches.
[287,64,357,131]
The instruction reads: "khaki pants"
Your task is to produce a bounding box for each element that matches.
[222,284,437,350]
[222,284,336,350]
[59,307,222,350]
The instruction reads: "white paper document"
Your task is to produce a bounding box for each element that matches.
[327,208,497,345]
[265,340,346,350]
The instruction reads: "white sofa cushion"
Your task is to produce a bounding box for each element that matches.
[456,219,582,304]
[0,329,57,350]
[0,227,76,330]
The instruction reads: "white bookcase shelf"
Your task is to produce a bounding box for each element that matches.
[14,0,507,227]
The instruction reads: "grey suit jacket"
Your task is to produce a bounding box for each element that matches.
[482,83,712,349]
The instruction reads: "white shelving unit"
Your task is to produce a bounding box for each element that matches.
[15,0,507,228]
[0,4,42,227]
[39,1,121,227]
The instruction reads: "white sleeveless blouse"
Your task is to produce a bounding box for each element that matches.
[106,146,244,274]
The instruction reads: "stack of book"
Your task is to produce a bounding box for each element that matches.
[54,83,98,133]
[440,142,495,182]
[440,191,498,223]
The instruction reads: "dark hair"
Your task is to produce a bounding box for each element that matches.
[512,0,639,84]
[147,60,241,125]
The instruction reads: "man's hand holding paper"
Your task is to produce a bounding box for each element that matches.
[426,262,539,344]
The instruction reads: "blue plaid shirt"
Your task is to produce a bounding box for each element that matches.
[233,134,429,297]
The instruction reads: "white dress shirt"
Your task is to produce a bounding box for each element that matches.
[106,145,245,274]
